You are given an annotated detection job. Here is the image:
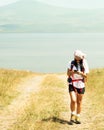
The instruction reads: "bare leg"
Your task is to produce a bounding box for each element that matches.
[69,91,77,124]
[70,91,77,112]
[75,93,84,124]
[77,93,83,114]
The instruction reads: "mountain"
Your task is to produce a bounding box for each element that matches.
[0,0,104,33]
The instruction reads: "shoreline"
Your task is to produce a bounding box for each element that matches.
[0,67,104,74]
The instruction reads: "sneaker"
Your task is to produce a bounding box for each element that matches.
[69,114,76,125]
[75,116,81,124]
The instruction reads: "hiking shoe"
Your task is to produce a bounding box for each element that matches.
[75,116,81,124]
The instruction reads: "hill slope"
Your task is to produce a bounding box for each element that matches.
[0,0,104,32]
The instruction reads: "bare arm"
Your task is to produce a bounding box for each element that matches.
[67,68,76,77]
[77,71,87,78]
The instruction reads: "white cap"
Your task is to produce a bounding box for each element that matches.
[74,50,86,59]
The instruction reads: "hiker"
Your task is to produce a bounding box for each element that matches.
[67,50,89,124]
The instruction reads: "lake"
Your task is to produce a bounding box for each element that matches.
[0,33,104,73]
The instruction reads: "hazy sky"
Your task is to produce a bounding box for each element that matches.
[36,0,104,9]
[0,0,19,7]
[0,0,104,9]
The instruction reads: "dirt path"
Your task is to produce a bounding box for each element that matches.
[0,75,44,130]
[0,74,94,130]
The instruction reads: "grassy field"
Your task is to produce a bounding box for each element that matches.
[9,74,67,130]
[0,69,34,107]
[0,68,104,130]
[86,68,104,129]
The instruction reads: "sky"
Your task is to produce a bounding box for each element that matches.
[0,0,104,9]
[36,0,104,9]
[0,0,19,7]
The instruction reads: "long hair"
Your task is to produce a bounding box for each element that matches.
[71,59,85,72]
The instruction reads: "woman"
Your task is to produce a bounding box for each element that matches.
[67,50,89,124]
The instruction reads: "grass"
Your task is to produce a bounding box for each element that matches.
[9,75,67,130]
[0,68,104,130]
[87,68,104,108]
[86,68,104,129]
[0,69,34,107]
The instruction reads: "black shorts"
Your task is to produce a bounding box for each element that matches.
[68,84,85,94]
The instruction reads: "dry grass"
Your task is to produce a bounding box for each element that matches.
[0,68,104,130]
[0,69,34,106]
[9,75,67,130]
[86,68,104,129]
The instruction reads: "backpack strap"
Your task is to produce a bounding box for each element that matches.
[67,60,85,83]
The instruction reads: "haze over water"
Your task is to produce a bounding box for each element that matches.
[0,33,104,73]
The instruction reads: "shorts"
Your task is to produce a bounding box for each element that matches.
[68,84,85,94]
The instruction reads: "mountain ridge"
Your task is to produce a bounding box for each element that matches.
[0,0,104,33]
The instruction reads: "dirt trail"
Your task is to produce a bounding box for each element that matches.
[0,75,44,130]
[0,74,94,130]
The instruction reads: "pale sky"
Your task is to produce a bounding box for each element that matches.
[0,0,104,9]
[36,0,104,9]
[0,0,19,7]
